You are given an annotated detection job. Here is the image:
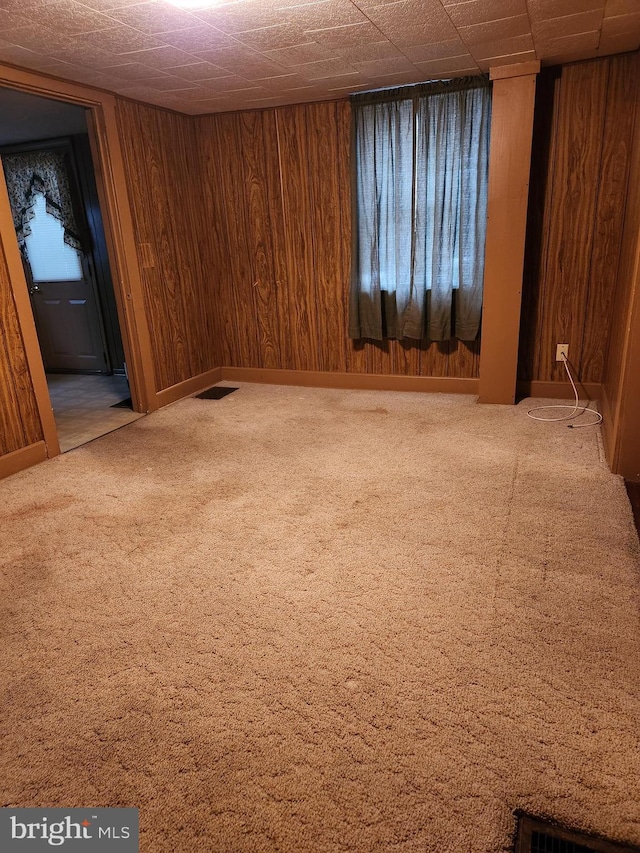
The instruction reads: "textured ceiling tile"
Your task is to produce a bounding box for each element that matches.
[467,33,534,58]
[604,0,639,14]
[1,26,78,53]
[82,24,165,52]
[258,72,316,89]
[413,54,481,75]
[159,25,241,52]
[191,1,289,34]
[168,61,231,80]
[46,43,134,66]
[305,22,388,49]
[333,40,406,60]
[444,0,527,27]
[457,14,531,45]
[351,55,418,74]
[71,0,147,10]
[120,45,198,67]
[532,9,604,40]
[232,22,308,50]
[601,12,640,36]
[107,60,172,80]
[475,48,537,69]
[195,46,287,76]
[401,38,472,61]
[0,43,71,69]
[527,0,604,16]
[363,1,459,47]
[536,29,600,55]
[294,57,358,78]
[0,10,28,30]
[263,41,340,65]
[284,0,369,29]
[145,75,199,90]
[25,1,116,34]
[104,1,202,34]
[598,30,640,53]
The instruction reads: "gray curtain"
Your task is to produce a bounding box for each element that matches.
[349,78,492,342]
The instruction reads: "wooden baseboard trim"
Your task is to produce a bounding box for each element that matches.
[155,367,223,408]
[0,441,47,480]
[517,380,602,400]
[221,367,479,394]
[599,384,616,470]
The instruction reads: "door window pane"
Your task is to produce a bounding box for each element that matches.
[25,193,83,282]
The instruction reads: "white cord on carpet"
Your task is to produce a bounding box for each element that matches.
[526,354,603,428]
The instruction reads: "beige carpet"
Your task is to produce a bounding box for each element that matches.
[1,383,639,852]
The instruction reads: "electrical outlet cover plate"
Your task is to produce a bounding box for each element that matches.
[556,344,569,362]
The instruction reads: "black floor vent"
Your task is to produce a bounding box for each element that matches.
[195,386,239,400]
[515,814,640,853]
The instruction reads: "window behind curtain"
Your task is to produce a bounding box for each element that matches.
[349,78,492,343]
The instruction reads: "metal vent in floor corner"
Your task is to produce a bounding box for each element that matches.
[514,814,640,853]
[195,386,239,400]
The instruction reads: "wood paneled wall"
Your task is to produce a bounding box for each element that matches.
[602,72,640,479]
[197,101,480,379]
[0,234,42,455]
[520,52,640,384]
[116,99,217,393]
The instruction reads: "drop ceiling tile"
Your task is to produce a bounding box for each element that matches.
[104,2,202,34]
[401,38,472,61]
[0,43,71,70]
[363,1,459,47]
[233,22,308,50]
[46,43,135,67]
[264,41,340,65]
[258,72,316,89]
[443,0,527,27]
[159,25,241,52]
[305,22,387,49]
[532,9,604,40]
[82,24,166,53]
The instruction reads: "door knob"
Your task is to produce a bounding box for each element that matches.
[30,285,40,294]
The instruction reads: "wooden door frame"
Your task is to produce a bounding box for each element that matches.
[0,63,157,460]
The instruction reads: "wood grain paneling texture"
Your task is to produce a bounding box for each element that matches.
[0,235,43,456]
[520,53,640,383]
[116,99,217,393]
[197,100,480,379]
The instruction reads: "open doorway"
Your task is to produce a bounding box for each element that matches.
[0,87,143,452]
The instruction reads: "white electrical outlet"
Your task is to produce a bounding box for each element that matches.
[556,343,569,362]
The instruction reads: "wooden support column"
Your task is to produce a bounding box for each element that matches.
[478,61,540,404]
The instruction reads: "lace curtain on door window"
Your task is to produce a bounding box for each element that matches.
[2,150,83,252]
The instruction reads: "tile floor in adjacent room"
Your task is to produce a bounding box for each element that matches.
[46,373,143,453]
